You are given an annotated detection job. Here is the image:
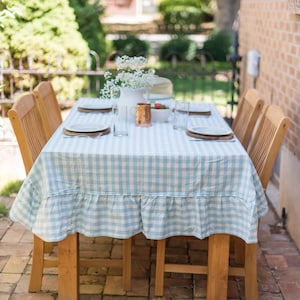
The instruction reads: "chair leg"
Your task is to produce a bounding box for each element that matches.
[154,239,166,296]
[28,235,45,292]
[122,238,132,291]
[245,243,258,300]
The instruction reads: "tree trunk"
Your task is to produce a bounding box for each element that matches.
[215,0,240,33]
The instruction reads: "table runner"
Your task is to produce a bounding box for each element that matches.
[10,98,268,243]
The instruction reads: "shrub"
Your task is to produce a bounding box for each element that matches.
[0,0,90,101]
[163,6,203,34]
[160,37,198,61]
[201,30,233,62]
[158,0,213,34]
[112,35,150,58]
[158,0,201,12]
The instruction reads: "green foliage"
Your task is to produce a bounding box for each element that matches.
[163,6,203,33]
[158,0,202,11]
[0,203,9,217]
[158,0,214,33]
[69,0,107,67]
[0,1,21,29]
[0,0,90,100]
[112,35,150,58]
[202,30,233,61]
[160,37,198,61]
[0,179,23,196]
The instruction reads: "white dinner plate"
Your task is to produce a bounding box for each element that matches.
[65,123,109,133]
[188,103,211,114]
[188,126,232,136]
[78,103,112,110]
[148,93,173,101]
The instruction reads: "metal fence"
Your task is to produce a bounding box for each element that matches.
[0,49,232,116]
[0,49,103,107]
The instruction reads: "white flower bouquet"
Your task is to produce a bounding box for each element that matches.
[100,55,156,98]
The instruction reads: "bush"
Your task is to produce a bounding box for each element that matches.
[162,6,203,34]
[202,30,233,61]
[160,37,198,61]
[0,0,90,101]
[158,0,201,12]
[158,0,213,34]
[112,36,150,58]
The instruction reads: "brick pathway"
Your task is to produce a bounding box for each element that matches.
[1,196,300,300]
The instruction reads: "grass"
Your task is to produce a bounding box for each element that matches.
[0,203,9,217]
[0,179,23,197]
[0,179,23,217]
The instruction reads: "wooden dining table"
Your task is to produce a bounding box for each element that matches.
[10,98,268,299]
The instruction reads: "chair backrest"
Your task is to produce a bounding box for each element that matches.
[232,88,264,149]
[248,104,290,190]
[34,81,62,140]
[8,93,48,174]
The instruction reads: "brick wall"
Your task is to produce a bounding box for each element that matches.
[239,0,300,249]
[239,0,300,161]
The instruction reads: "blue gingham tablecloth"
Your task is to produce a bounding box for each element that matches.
[10,98,268,243]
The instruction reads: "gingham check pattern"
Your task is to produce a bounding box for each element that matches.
[10,98,268,243]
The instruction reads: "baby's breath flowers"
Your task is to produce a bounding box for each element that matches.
[100,55,156,99]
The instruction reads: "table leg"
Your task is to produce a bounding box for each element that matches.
[207,234,230,300]
[154,239,166,296]
[58,233,79,300]
[122,238,132,291]
[245,243,258,300]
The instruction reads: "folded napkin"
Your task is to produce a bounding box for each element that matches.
[186,130,233,140]
[63,127,111,137]
[78,107,112,113]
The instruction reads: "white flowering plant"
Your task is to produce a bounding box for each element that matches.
[100,55,156,98]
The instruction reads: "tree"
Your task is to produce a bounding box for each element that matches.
[215,0,240,33]
[0,0,90,100]
[69,0,108,67]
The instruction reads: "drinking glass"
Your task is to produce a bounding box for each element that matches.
[173,101,190,130]
[113,105,128,137]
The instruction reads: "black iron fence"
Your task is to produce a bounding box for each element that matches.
[0,49,103,107]
[0,49,232,117]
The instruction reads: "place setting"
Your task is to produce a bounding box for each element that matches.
[186,126,235,141]
[77,99,113,113]
[63,123,111,137]
[174,101,211,116]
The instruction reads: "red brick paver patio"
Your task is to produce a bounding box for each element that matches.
[1,196,300,300]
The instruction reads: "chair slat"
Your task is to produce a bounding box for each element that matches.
[34,81,63,140]
[232,88,264,149]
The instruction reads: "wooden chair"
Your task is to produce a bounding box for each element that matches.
[8,93,53,291]
[34,81,63,140]
[232,104,290,299]
[232,88,264,149]
[154,105,290,300]
[248,104,290,190]
[8,93,132,293]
